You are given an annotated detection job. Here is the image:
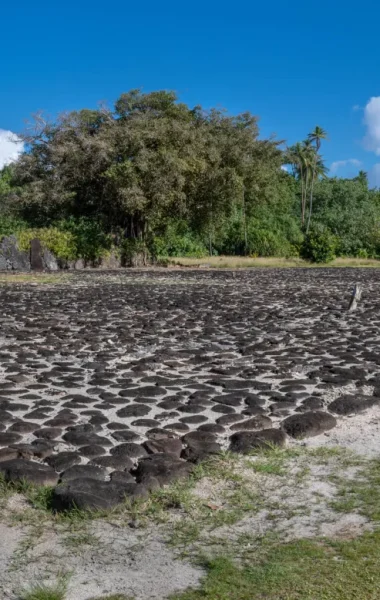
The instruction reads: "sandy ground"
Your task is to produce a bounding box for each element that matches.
[300,404,380,456]
[1,410,378,600]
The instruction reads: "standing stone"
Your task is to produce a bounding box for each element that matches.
[30,239,44,272]
[0,235,30,271]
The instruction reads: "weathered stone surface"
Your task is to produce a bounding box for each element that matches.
[282,411,337,438]
[328,395,379,416]
[144,438,182,457]
[30,238,44,272]
[0,235,30,271]
[90,455,133,470]
[134,453,192,486]
[52,478,147,511]
[45,452,81,472]
[0,447,19,462]
[230,415,272,431]
[0,459,59,486]
[0,432,22,446]
[110,443,148,459]
[230,429,287,453]
[60,464,107,482]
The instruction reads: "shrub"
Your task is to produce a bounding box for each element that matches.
[57,217,113,262]
[301,226,337,263]
[152,221,207,257]
[17,228,77,261]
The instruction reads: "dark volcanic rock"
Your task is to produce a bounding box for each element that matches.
[282,411,337,438]
[110,443,148,459]
[60,464,107,482]
[144,438,182,457]
[30,238,44,272]
[230,429,287,453]
[328,395,379,416]
[0,459,59,486]
[230,416,272,431]
[181,430,221,462]
[134,453,192,486]
[52,478,147,511]
[45,452,81,472]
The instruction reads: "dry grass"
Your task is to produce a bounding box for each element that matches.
[0,273,71,284]
[168,256,380,269]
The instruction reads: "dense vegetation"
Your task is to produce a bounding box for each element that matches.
[1,89,380,263]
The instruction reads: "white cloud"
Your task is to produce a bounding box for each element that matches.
[363,97,380,155]
[281,165,290,172]
[330,158,362,174]
[352,104,361,111]
[0,129,24,169]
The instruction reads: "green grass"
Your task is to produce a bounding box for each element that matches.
[331,458,380,520]
[169,531,380,600]
[19,578,68,600]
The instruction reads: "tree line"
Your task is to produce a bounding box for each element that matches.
[1,89,380,263]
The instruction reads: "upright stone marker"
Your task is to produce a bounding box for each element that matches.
[348,283,362,312]
[30,238,44,271]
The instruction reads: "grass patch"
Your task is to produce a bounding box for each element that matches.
[167,255,380,269]
[331,458,380,520]
[62,531,100,552]
[169,530,380,600]
[0,273,71,285]
[19,577,69,600]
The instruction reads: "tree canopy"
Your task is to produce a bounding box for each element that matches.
[1,89,380,263]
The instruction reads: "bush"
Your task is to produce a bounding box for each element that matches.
[57,217,113,262]
[17,228,77,261]
[301,226,337,263]
[152,221,207,257]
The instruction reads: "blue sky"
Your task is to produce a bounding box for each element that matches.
[1,0,380,184]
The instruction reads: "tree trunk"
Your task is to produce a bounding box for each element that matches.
[242,190,248,255]
[306,162,316,234]
[300,166,305,226]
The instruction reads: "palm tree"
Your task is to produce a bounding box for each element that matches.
[286,142,308,226]
[306,126,328,233]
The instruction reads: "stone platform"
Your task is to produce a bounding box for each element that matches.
[0,268,378,509]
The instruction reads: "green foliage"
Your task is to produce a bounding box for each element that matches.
[301,225,337,263]
[0,165,13,197]
[57,217,113,262]
[19,578,68,600]
[0,214,27,237]
[0,90,378,262]
[152,222,207,257]
[17,228,77,261]
[170,531,380,599]
[120,238,149,266]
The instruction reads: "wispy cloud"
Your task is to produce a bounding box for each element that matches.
[0,129,24,169]
[363,97,380,155]
[330,158,362,174]
[352,104,361,112]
